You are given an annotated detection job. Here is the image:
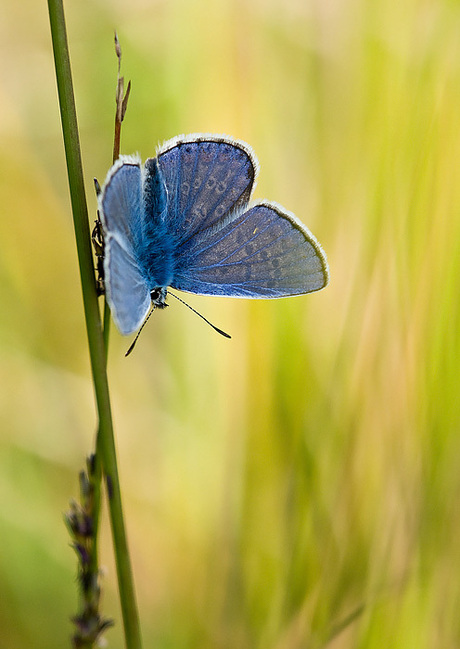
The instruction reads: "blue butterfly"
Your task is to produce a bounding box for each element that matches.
[97,134,329,336]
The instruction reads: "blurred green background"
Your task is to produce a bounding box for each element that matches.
[2,0,460,647]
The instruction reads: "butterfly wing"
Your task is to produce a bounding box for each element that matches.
[171,201,329,297]
[98,156,151,335]
[155,135,257,241]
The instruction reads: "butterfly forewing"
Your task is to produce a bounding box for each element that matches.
[156,136,257,242]
[171,202,329,298]
[99,157,144,246]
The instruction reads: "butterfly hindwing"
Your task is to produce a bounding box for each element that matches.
[156,135,257,242]
[98,158,151,335]
[104,236,151,335]
[171,201,329,298]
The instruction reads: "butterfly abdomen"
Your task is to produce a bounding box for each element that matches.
[137,157,175,289]
[136,232,175,289]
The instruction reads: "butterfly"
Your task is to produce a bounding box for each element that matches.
[97,134,329,337]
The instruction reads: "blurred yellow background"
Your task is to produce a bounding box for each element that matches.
[2,0,460,647]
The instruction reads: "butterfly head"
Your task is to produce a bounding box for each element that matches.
[151,287,168,309]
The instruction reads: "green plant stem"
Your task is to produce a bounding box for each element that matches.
[89,451,102,574]
[103,300,111,355]
[47,2,142,647]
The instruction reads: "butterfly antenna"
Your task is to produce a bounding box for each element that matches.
[168,291,231,339]
[125,305,156,356]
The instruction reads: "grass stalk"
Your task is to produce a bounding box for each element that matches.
[47,1,142,647]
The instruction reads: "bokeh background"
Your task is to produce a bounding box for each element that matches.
[2,0,460,647]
